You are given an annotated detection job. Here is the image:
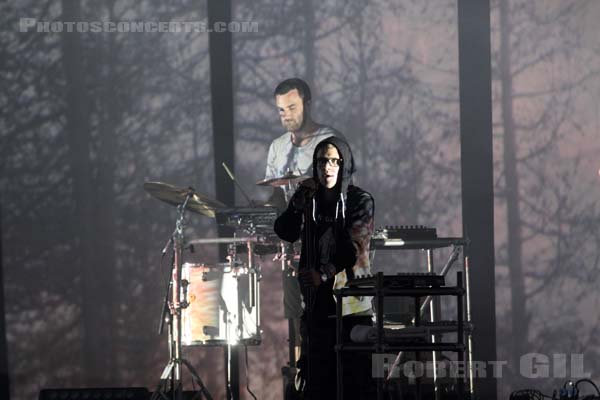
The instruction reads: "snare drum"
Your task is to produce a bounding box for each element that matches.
[181,262,260,346]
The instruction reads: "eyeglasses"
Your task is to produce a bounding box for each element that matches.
[316,157,342,167]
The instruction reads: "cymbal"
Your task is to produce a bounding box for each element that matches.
[143,181,226,218]
[256,173,311,187]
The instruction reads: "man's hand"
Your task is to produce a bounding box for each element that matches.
[299,268,322,288]
[291,178,317,212]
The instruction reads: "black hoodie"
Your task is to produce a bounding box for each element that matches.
[274,137,375,314]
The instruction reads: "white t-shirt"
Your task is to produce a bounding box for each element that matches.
[265,126,342,199]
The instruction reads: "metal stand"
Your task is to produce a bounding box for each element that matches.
[275,241,301,399]
[334,271,467,400]
[280,179,301,390]
[223,241,242,400]
[364,236,474,399]
[277,242,300,366]
[151,194,213,400]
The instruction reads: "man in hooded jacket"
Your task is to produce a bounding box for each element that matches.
[274,137,375,399]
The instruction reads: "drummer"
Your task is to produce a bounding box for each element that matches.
[265,78,345,209]
[263,78,346,375]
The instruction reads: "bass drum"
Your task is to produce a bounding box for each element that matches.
[181,262,260,346]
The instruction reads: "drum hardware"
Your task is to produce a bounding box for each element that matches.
[203,326,219,338]
[256,171,311,188]
[222,162,254,205]
[179,238,261,400]
[149,188,213,400]
[257,169,311,207]
[219,163,275,399]
[276,242,301,373]
[146,179,263,400]
[221,163,258,399]
[215,207,278,233]
[215,207,280,256]
[223,236,260,400]
[221,161,279,240]
[180,278,189,309]
[143,181,226,218]
[179,249,261,346]
[187,236,258,245]
[227,200,300,395]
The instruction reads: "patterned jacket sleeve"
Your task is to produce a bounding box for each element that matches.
[333,187,375,316]
[348,190,375,279]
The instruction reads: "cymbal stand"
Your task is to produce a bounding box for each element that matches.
[224,242,236,400]
[151,192,213,400]
[223,238,258,400]
[277,242,298,370]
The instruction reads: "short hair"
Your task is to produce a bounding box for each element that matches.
[274,78,312,104]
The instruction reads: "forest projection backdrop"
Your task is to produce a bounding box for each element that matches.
[1,0,600,399]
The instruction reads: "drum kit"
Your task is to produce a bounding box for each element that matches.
[145,173,308,400]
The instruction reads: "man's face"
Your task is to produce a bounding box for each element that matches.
[316,145,342,189]
[275,89,306,132]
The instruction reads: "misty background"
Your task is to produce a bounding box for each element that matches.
[1,0,600,399]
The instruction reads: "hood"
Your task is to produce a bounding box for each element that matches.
[311,137,355,221]
[312,136,355,195]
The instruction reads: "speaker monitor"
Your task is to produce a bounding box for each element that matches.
[39,387,149,400]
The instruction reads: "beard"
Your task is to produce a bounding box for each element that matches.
[281,108,307,132]
[282,118,302,132]
[281,120,302,132]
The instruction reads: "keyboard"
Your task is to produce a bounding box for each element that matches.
[349,272,445,289]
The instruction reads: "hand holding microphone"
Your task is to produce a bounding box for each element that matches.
[291,178,317,212]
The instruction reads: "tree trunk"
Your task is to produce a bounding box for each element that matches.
[303,0,315,89]
[0,205,9,400]
[61,0,109,384]
[94,0,119,381]
[499,0,528,381]
[356,10,370,185]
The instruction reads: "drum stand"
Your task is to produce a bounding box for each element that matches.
[223,243,237,400]
[223,239,258,400]
[151,195,213,400]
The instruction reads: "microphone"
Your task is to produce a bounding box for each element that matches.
[292,180,317,212]
[300,178,318,202]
